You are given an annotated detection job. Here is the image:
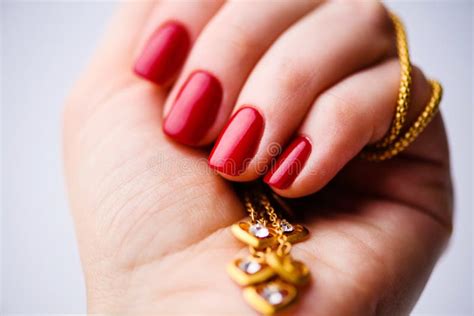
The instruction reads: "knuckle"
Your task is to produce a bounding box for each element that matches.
[273,56,314,101]
[316,90,375,148]
[318,91,360,128]
[358,1,391,31]
[331,1,394,53]
[228,28,260,61]
[210,17,264,67]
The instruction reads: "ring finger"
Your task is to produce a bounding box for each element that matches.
[264,60,435,197]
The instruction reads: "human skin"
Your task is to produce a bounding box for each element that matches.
[63,1,453,315]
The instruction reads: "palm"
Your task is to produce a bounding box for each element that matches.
[64,78,451,315]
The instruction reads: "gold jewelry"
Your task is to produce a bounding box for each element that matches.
[362,12,443,161]
[375,12,412,149]
[227,188,310,315]
[361,80,442,161]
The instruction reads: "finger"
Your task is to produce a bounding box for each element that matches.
[161,0,317,146]
[208,1,395,178]
[133,0,224,86]
[264,59,435,197]
[68,1,223,127]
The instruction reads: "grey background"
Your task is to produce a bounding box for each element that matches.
[1,1,472,315]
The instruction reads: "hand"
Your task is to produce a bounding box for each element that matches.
[64,1,452,314]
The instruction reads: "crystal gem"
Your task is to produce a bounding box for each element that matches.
[249,223,270,238]
[239,259,262,274]
[262,284,285,305]
[281,220,294,233]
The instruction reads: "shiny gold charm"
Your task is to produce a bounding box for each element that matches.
[280,220,310,244]
[231,220,278,249]
[266,252,310,286]
[227,257,275,286]
[228,190,312,315]
[243,279,298,315]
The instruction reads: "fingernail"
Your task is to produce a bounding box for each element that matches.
[209,107,264,176]
[264,136,312,189]
[134,21,190,85]
[163,71,223,145]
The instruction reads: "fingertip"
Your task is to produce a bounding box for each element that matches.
[263,135,312,191]
[134,21,191,86]
[163,70,223,146]
[208,106,265,177]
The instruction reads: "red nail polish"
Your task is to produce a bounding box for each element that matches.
[264,136,312,189]
[209,107,264,176]
[134,21,190,85]
[163,71,223,146]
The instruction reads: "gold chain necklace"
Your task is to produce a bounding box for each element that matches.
[227,187,310,314]
[361,13,443,161]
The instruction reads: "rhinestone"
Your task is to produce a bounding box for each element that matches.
[261,284,285,305]
[249,223,270,238]
[239,259,261,274]
[280,220,294,233]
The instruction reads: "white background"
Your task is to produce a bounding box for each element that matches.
[1,1,472,314]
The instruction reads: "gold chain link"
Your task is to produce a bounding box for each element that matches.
[249,246,266,261]
[362,80,442,161]
[258,193,281,230]
[374,12,412,149]
[244,194,258,223]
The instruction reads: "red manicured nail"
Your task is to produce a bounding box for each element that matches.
[163,71,223,145]
[264,136,312,189]
[134,21,190,85]
[209,107,264,176]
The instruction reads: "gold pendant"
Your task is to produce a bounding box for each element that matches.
[266,252,310,286]
[227,257,275,286]
[231,220,278,249]
[280,220,310,244]
[243,279,298,315]
[228,190,312,315]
